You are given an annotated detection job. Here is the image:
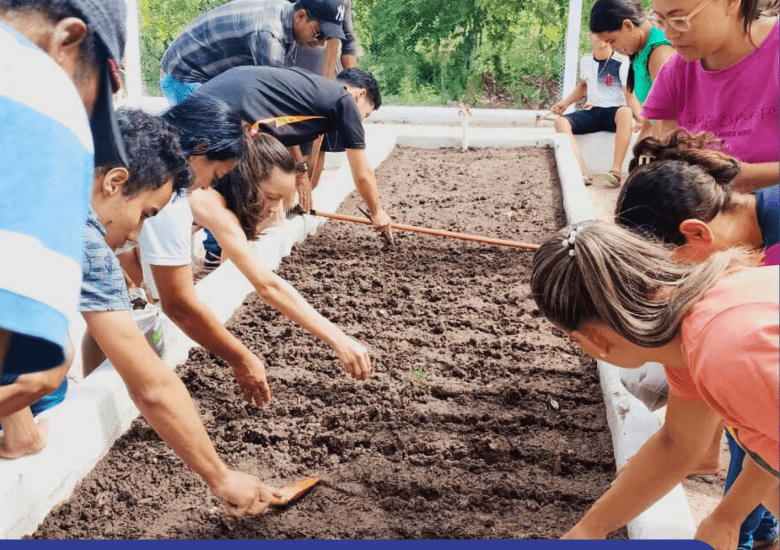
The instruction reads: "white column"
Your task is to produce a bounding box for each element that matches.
[124,0,143,100]
[562,0,583,110]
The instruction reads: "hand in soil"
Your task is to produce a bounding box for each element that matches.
[560,522,606,539]
[231,355,272,406]
[695,513,739,550]
[0,416,50,459]
[334,335,372,381]
[369,207,392,233]
[214,470,283,517]
[296,173,313,214]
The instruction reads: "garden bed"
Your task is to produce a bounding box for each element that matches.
[31,145,623,539]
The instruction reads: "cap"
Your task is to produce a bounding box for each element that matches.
[298,0,347,41]
[66,0,129,167]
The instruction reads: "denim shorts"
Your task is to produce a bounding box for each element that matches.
[565,106,622,134]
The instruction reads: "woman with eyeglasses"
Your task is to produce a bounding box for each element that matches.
[641,0,778,193]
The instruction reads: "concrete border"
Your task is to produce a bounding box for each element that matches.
[1,108,691,539]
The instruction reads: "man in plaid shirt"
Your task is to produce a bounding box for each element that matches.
[160,0,348,104]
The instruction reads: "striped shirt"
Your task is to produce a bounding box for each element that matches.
[161,0,297,84]
[0,23,93,374]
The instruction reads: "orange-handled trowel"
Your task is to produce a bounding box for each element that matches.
[270,476,321,506]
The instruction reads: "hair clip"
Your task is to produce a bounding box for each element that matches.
[638,154,654,166]
[248,128,259,138]
[562,228,577,256]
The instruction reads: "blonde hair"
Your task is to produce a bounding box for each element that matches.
[530,221,761,347]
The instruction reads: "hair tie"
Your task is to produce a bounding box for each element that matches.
[561,227,577,256]
[248,128,259,138]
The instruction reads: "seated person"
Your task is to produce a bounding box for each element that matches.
[131,129,372,384]
[183,65,391,234]
[81,108,280,514]
[615,129,779,550]
[550,33,641,186]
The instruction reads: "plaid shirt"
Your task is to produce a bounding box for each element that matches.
[161,0,297,84]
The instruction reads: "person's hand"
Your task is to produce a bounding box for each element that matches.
[231,354,271,407]
[695,513,739,550]
[370,207,392,233]
[550,102,567,115]
[296,173,313,213]
[211,470,282,517]
[333,335,372,381]
[633,116,646,133]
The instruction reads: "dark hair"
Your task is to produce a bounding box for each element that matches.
[213,130,295,240]
[0,0,97,63]
[615,130,741,245]
[742,0,779,36]
[99,108,191,198]
[161,95,244,161]
[336,68,382,111]
[589,0,646,93]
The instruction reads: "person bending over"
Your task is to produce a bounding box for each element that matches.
[83,108,280,514]
[615,129,778,550]
[160,0,347,104]
[136,130,372,385]
[550,33,641,187]
[531,222,778,549]
[185,65,390,231]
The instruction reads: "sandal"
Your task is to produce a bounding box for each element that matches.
[583,174,594,186]
[602,170,622,187]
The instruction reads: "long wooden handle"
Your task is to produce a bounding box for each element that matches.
[310,210,540,250]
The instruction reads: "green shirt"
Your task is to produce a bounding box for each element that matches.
[633,27,671,102]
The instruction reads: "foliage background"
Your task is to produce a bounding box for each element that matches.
[138,0,653,108]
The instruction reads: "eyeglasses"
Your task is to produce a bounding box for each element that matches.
[649,0,716,32]
[309,19,325,42]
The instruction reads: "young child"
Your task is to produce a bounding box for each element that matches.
[530,222,778,547]
[642,0,778,192]
[550,34,642,186]
[615,129,779,550]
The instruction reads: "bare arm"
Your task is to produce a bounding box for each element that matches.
[561,393,722,538]
[321,38,340,79]
[345,148,391,231]
[150,263,271,406]
[636,45,679,140]
[551,80,587,114]
[647,45,675,82]
[288,144,314,212]
[82,309,279,515]
[190,192,372,381]
[696,456,780,549]
[732,162,780,192]
[0,359,70,417]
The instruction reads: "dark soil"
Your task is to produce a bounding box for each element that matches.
[32,145,624,539]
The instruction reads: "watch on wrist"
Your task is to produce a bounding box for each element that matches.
[295,160,309,174]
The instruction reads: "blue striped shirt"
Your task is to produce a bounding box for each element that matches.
[161,0,297,84]
[0,23,93,374]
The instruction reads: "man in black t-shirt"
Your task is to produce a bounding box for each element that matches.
[187,66,391,232]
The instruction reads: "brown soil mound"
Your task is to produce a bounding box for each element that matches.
[32,146,623,539]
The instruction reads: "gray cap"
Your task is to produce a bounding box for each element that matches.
[66,0,128,167]
[67,0,126,63]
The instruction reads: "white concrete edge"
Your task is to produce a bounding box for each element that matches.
[367,106,550,126]
[598,362,697,538]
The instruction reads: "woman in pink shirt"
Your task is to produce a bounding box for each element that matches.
[642,0,778,192]
[531,221,778,549]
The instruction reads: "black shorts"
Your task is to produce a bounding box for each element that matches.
[299,130,346,156]
[564,106,622,134]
